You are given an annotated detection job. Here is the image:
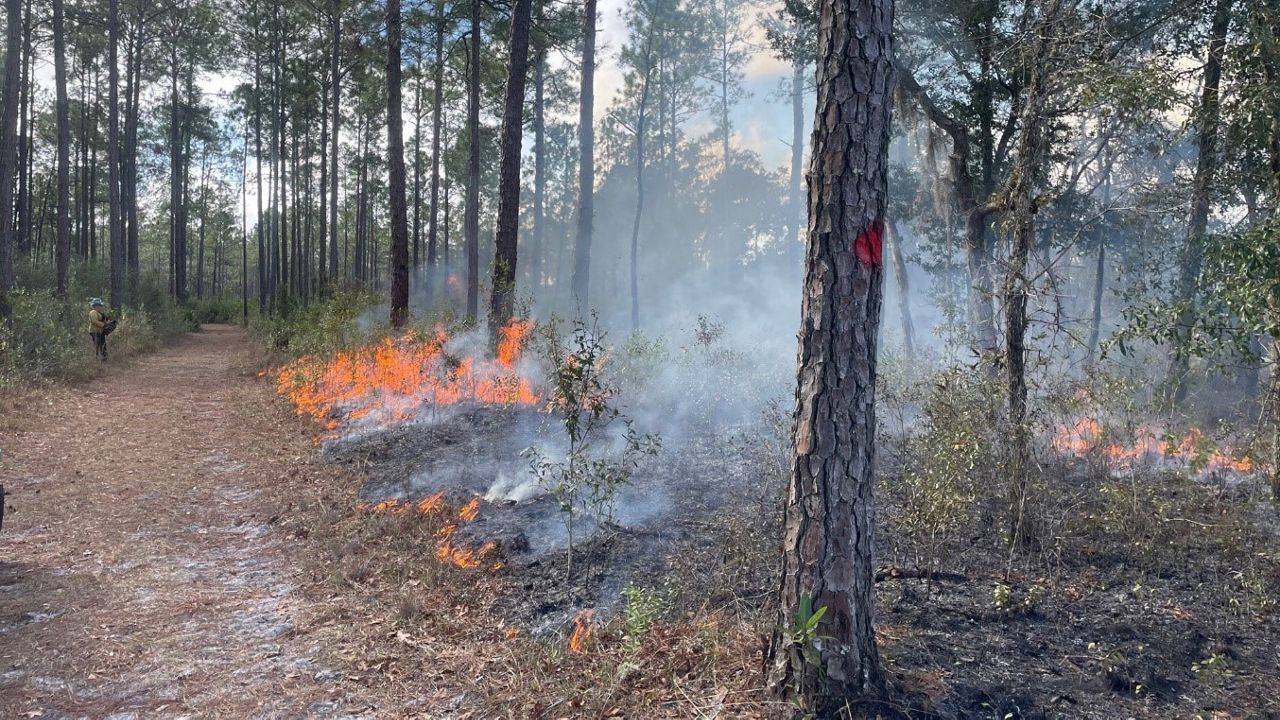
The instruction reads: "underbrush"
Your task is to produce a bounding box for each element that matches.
[0,281,195,387]
[248,290,386,363]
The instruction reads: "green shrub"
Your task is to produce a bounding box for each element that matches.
[188,296,243,325]
[0,289,89,385]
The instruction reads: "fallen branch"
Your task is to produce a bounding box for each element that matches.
[874,566,967,584]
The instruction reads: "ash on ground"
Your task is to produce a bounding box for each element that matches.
[321,406,781,635]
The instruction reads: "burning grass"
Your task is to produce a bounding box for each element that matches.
[1051,417,1258,476]
[273,319,538,436]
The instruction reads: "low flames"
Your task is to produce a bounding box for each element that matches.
[275,319,538,435]
[1051,418,1255,475]
[568,609,595,653]
[359,493,503,572]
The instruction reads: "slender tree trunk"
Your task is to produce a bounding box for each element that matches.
[1002,0,1058,547]
[767,0,895,712]
[426,15,444,291]
[125,16,143,299]
[886,220,915,355]
[0,0,17,295]
[329,0,341,285]
[1167,0,1233,404]
[53,0,71,298]
[571,0,597,312]
[242,111,249,322]
[629,62,651,333]
[412,72,423,274]
[255,44,267,313]
[530,38,546,292]
[108,0,124,308]
[319,81,328,286]
[387,0,410,328]
[16,0,30,258]
[464,0,482,319]
[197,151,207,299]
[169,48,185,302]
[489,0,534,344]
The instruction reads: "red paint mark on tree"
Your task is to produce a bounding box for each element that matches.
[854,220,884,268]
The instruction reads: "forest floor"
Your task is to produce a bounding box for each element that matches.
[0,325,393,719]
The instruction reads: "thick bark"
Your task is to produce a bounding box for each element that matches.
[53,0,71,298]
[464,0,482,319]
[108,0,124,308]
[885,221,914,355]
[1167,0,1233,404]
[489,0,534,344]
[0,0,17,294]
[387,0,410,328]
[571,0,597,311]
[767,0,895,713]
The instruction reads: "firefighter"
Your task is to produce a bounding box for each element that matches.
[88,298,110,361]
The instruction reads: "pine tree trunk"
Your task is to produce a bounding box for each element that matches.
[53,0,71,298]
[329,0,341,285]
[767,0,895,713]
[489,0,534,344]
[387,0,410,328]
[108,0,124,308]
[319,81,329,286]
[629,61,651,334]
[427,15,444,285]
[412,73,423,274]
[530,45,546,292]
[571,0,597,312]
[255,43,267,313]
[1167,0,1233,404]
[0,0,18,294]
[464,0,482,319]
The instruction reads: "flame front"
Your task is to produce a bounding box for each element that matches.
[1052,418,1255,474]
[274,320,538,434]
[361,492,503,572]
[568,609,594,653]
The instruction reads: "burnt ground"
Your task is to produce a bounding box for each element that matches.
[324,403,1280,719]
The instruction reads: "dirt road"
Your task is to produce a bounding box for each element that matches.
[0,325,378,719]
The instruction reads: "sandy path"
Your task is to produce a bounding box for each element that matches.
[0,325,376,719]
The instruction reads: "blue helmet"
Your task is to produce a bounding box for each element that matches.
[90,297,104,307]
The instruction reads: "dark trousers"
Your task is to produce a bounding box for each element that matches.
[91,332,107,361]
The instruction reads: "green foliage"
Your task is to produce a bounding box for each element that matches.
[525,317,661,576]
[621,584,668,656]
[0,285,193,386]
[889,366,999,570]
[248,290,381,361]
[188,296,243,325]
[783,593,828,670]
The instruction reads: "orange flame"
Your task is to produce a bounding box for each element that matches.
[1051,418,1255,474]
[358,492,503,572]
[273,320,538,435]
[568,609,595,654]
